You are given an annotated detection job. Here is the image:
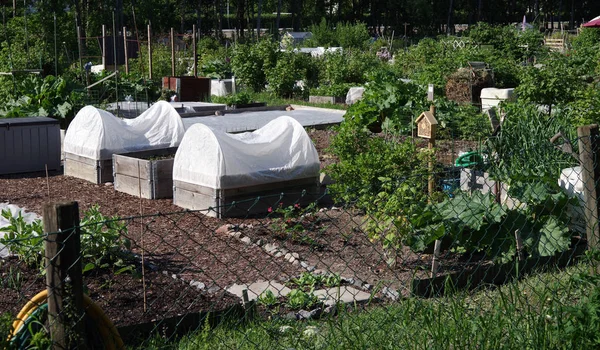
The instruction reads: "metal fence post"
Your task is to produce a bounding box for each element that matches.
[44,201,86,349]
[577,125,600,254]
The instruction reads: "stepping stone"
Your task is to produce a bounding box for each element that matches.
[227,281,292,301]
[313,286,371,306]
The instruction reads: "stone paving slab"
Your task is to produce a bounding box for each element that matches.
[227,281,292,301]
[313,286,372,306]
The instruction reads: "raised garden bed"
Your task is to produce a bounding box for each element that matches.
[173,177,320,218]
[113,147,178,199]
[308,96,345,104]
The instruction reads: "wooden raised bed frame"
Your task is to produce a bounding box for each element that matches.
[64,153,113,184]
[173,177,320,218]
[112,148,178,199]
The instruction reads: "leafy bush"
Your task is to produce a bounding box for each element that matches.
[310,83,353,97]
[211,91,254,106]
[266,51,307,98]
[408,187,577,263]
[335,22,370,49]
[231,39,279,92]
[0,75,84,125]
[342,73,425,134]
[516,55,581,115]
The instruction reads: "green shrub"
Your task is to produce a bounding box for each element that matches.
[231,39,279,92]
[335,22,370,49]
[266,51,307,98]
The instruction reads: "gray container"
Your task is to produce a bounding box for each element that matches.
[0,117,61,175]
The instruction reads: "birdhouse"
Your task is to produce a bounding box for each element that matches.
[416,111,438,139]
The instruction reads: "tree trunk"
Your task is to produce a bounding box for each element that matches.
[447,0,454,34]
[237,0,246,37]
[257,0,262,38]
[275,0,282,39]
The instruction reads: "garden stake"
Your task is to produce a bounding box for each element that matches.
[45,164,49,196]
[431,239,441,278]
[515,229,524,262]
[138,160,147,313]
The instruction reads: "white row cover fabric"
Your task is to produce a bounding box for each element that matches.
[211,79,235,96]
[345,87,365,105]
[174,116,320,189]
[64,101,186,160]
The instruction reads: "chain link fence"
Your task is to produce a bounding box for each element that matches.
[2,129,600,349]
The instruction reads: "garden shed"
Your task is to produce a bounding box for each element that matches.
[64,101,185,183]
[173,116,320,217]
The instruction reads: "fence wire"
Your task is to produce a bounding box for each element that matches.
[1,135,600,349]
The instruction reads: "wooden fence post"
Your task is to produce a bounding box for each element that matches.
[171,27,175,77]
[44,201,86,349]
[147,23,153,80]
[123,26,129,74]
[577,124,600,254]
[192,24,197,77]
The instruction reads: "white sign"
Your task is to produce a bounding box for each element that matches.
[427,84,434,101]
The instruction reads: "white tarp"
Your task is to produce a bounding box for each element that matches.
[173,116,320,189]
[64,101,186,160]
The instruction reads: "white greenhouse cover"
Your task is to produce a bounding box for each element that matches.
[173,116,320,189]
[64,101,185,160]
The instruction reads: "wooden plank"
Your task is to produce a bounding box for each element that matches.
[152,159,175,199]
[113,155,152,179]
[64,158,99,183]
[577,124,600,251]
[64,152,99,166]
[222,177,318,196]
[114,173,153,198]
[173,180,218,196]
[173,186,219,216]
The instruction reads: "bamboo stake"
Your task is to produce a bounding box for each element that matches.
[138,161,147,312]
[45,164,50,196]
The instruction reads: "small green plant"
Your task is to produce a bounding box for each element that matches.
[257,290,279,308]
[0,209,44,268]
[292,272,321,289]
[0,205,134,274]
[0,312,13,349]
[286,289,319,310]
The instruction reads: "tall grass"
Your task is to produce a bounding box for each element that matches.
[141,261,600,349]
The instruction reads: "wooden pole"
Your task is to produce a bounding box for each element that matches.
[102,25,107,68]
[170,27,175,77]
[76,26,84,81]
[123,26,129,74]
[578,124,600,254]
[428,104,436,196]
[44,201,86,349]
[431,239,441,277]
[147,24,153,80]
[192,24,197,77]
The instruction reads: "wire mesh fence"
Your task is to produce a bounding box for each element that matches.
[1,130,600,349]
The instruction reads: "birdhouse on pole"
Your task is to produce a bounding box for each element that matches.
[415,111,438,139]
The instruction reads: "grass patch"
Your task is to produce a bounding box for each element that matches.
[139,262,600,349]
